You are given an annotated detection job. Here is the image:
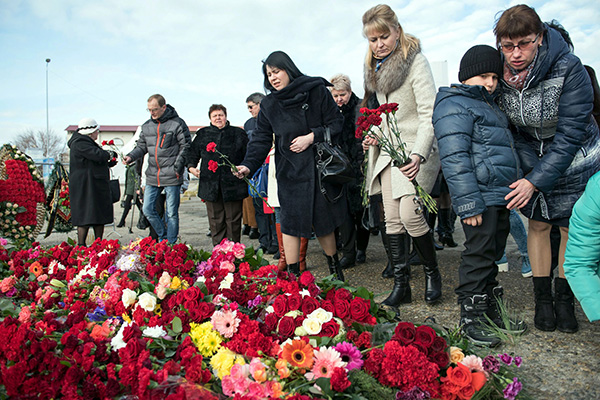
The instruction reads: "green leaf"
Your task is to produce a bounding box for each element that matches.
[60,360,72,368]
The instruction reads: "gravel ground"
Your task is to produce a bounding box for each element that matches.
[39,192,600,400]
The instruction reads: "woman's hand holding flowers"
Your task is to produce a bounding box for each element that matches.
[399,154,421,181]
[233,165,250,179]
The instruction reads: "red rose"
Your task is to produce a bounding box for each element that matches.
[298,271,315,286]
[393,321,416,345]
[333,299,350,319]
[349,297,370,322]
[432,351,450,368]
[208,160,218,173]
[334,288,353,303]
[287,293,302,312]
[320,299,335,314]
[431,335,447,353]
[330,367,351,392]
[459,384,475,399]
[415,325,436,348]
[318,320,340,337]
[447,363,472,387]
[277,316,296,338]
[300,296,320,316]
[272,295,288,317]
[183,286,203,302]
[264,312,279,332]
[206,142,217,152]
[108,140,115,145]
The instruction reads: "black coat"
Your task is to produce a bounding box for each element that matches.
[67,132,114,226]
[187,122,248,202]
[242,75,346,237]
[339,93,366,214]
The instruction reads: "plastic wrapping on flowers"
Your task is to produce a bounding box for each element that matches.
[0,237,525,399]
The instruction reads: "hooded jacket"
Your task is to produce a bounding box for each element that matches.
[433,84,522,219]
[127,105,191,187]
[499,24,600,219]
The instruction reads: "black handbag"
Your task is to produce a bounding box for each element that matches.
[109,179,121,203]
[315,127,355,202]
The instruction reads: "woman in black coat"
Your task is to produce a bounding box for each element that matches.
[187,104,248,246]
[68,118,117,246]
[235,51,346,279]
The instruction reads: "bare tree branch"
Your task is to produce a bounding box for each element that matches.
[12,129,66,159]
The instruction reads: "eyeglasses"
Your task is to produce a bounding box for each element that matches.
[247,104,256,109]
[146,107,161,113]
[500,33,540,53]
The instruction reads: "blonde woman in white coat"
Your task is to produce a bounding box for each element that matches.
[361,4,442,309]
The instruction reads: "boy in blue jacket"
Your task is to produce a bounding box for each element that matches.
[433,45,525,346]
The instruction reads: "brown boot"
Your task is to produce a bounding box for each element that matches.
[299,238,309,272]
[276,223,286,272]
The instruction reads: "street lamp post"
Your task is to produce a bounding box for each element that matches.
[45,58,51,149]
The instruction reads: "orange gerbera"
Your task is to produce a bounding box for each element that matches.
[29,261,43,277]
[281,339,314,369]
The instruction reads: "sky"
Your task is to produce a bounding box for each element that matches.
[1,0,599,146]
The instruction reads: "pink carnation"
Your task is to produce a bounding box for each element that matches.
[461,355,485,373]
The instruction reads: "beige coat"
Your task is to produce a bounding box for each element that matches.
[364,47,440,199]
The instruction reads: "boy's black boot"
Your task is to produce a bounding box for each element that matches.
[554,277,578,333]
[325,254,344,282]
[381,234,412,307]
[460,294,502,347]
[412,231,442,304]
[486,285,527,334]
[533,277,556,331]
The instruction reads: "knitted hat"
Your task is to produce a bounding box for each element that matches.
[77,117,100,135]
[458,45,503,82]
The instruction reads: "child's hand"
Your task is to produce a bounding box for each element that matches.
[463,214,482,226]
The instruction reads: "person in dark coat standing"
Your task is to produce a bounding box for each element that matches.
[234,51,346,279]
[188,104,248,246]
[117,163,142,228]
[68,118,117,246]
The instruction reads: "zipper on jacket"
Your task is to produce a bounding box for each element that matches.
[155,122,161,187]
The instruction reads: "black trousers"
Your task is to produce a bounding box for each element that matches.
[253,197,277,249]
[456,206,510,303]
[339,207,370,257]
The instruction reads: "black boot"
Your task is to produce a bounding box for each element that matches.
[533,277,556,332]
[554,277,578,333]
[287,262,300,277]
[325,254,344,281]
[380,229,394,279]
[381,234,412,307]
[460,294,502,347]
[339,251,356,270]
[412,232,442,304]
[438,208,458,247]
[486,285,527,334]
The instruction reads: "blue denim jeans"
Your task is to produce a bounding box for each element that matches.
[509,209,528,257]
[143,185,181,243]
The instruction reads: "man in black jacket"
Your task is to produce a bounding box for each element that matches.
[124,94,191,244]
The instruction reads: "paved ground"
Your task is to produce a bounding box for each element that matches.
[39,189,600,399]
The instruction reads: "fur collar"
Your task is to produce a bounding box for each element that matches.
[364,43,421,96]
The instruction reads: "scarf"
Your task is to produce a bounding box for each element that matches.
[504,50,539,91]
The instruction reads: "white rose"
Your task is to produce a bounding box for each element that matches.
[302,316,322,335]
[219,273,234,290]
[137,292,157,312]
[111,322,130,351]
[295,325,308,337]
[308,308,333,324]
[265,305,274,314]
[121,288,137,307]
[299,289,311,297]
[284,310,302,318]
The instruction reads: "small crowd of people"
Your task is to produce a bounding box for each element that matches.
[68,3,600,347]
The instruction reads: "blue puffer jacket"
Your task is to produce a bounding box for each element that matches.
[499,24,600,220]
[433,84,521,219]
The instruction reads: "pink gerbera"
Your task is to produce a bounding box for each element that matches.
[334,341,363,370]
[211,309,240,338]
[306,347,346,380]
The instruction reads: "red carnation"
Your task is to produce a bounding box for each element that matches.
[206,142,217,152]
[208,160,218,173]
[331,367,351,392]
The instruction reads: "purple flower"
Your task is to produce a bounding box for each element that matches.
[247,295,263,308]
[333,341,363,370]
[513,356,522,367]
[396,386,431,400]
[503,377,523,400]
[195,261,212,277]
[482,355,500,373]
[499,353,513,365]
[107,264,117,274]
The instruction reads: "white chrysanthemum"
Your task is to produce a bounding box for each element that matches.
[143,325,167,338]
[111,322,131,350]
[116,253,141,271]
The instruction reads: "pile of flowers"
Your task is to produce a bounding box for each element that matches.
[0,236,525,399]
[0,144,46,243]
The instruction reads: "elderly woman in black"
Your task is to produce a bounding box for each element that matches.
[496,5,600,333]
[235,51,346,279]
[68,118,117,246]
[188,104,248,246]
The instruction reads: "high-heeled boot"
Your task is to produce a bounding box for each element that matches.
[380,228,394,279]
[533,277,556,331]
[554,277,578,333]
[275,223,286,272]
[381,233,412,307]
[412,231,442,304]
[299,237,309,272]
[325,254,344,281]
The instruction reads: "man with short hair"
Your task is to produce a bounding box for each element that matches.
[124,94,191,243]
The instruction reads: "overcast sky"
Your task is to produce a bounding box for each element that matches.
[1,0,599,146]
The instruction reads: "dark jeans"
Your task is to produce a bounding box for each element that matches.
[205,191,243,246]
[339,208,370,257]
[456,206,510,303]
[253,197,277,249]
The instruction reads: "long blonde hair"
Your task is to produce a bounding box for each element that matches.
[362,4,420,69]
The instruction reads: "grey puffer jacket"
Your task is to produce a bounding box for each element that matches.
[433,84,521,219]
[498,24,600,219]
[127,105,191,187]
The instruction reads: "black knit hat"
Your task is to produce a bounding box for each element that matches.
[458,45,503,82]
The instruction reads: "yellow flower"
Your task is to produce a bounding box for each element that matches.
[170,276,182,290]
[210,347,245,379]
[122,313,132,324]
[189,322,223,357]
[449,346,465,364]
[154,304,162,316]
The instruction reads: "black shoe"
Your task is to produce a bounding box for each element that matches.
[434,240,444,251]
[554,278,578,333]
[267,245,279,254]
[460,294,502,347]
[206,230,212,237]
[249,228,260,239]
[356,250,366,264]
[533,277,556,332]
[326,254,345,281]
[117,221,126,228]
[242,225,250,236]
[439,234,458,248]
[486,286,527,334]
[339,255,356,270]
[381,262,394,279]
[412,232,442,304]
